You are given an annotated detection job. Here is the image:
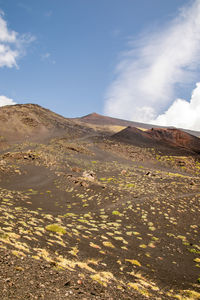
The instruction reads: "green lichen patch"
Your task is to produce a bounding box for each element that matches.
[45,224,66,235]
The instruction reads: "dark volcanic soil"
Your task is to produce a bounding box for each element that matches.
[0,105,200,299]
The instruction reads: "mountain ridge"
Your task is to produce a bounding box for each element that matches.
[76,111,200,138]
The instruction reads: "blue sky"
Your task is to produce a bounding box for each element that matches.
[1,0,200,130]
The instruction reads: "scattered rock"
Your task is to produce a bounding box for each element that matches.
[121,169,127,175]
[177,160,185,167]
[145,171,156,176]
[71,167,82,173]
[82,170,96,181]
[80,181,89,188]
[64,281,71,287]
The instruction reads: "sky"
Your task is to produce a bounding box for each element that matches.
[0,0,200,130]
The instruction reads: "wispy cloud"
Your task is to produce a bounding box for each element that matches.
[0,95,16,107]
[104,0,200,130]
[41,52,50,60]
[41,52,55,64]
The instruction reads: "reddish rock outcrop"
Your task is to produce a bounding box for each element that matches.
[113,126,200,154]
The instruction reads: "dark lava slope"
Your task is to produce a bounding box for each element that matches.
[112,126,200,154]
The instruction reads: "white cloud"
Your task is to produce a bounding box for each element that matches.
[0,11,35,106]
[0,11,34,68]
[154,82,200,131]
[0,95,16,107]
[104,0,200,129]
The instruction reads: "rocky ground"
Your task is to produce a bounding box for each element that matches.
[0,104,200,299]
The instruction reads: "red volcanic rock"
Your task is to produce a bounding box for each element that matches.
[147,128,200,153]
[113,126,200,154]
[147,128,190,144]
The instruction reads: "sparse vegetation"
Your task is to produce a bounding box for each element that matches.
[0,104,200,299]
[45,224,67,235]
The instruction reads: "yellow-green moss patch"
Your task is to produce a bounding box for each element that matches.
[45,224,66,235]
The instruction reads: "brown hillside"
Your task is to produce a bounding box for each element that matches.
[0,104,91,143]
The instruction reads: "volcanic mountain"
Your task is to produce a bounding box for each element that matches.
[75,112,154,129]
[112,126,200,154]
[76,112,200,138]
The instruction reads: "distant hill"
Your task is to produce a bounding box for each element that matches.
[76,112,200,138]
[76,112,153,129]
[112,126,200,154]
